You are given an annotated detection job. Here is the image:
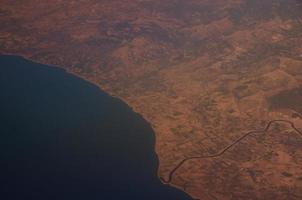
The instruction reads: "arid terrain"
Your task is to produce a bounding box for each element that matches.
[1,0,302,199]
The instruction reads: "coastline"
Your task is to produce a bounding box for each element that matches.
[0,52,195,199]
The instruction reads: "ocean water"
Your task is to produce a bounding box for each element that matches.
[0,55,192,200]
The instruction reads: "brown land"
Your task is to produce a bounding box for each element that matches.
[1,0,302,199]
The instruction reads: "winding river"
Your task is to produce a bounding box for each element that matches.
[161,120,302,184]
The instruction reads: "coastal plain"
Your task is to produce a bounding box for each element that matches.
[1,0,302,199]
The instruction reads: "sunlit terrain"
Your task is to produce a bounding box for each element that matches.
[1,0,302,199]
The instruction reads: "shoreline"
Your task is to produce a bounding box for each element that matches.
[0,52,196,199]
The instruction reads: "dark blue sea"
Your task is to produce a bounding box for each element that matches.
[0,55,192,200]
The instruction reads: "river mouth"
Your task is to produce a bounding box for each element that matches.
[0,55,192,200]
